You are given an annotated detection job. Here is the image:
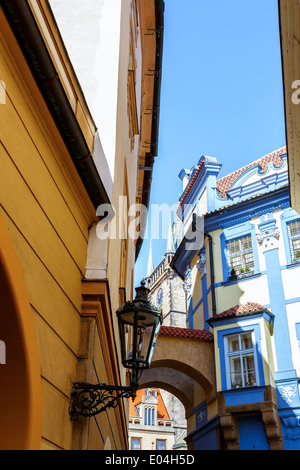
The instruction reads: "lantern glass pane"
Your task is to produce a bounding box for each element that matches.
[147,320,161,365]
[138,326,153,368]
[125,323,136,366]
[118,317,128,365]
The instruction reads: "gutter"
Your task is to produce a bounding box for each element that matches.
[277,0,292,208]
[1,0,111,214]
[135,0,164,260]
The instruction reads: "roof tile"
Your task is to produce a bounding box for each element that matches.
[210,302,269,321]
[216,146,286,198]
[159,326,213,342]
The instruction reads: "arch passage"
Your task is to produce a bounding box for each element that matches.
[0,212,42,449]
[139,332,217,419]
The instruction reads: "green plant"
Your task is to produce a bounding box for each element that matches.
[245,265,250,272]
[295,250,300,259]
[230,268,236,276]
[239,267,245,273]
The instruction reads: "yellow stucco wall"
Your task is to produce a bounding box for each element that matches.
[0,0,162,450]
[0,14,131,448]
[0,25,91,448]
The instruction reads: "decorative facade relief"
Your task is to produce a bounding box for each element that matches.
[183,268,192,295]
[256,227,280,252]
[196,253,206,276]
[278,384,297,404]
[280,416,300,441]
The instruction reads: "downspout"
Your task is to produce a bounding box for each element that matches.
[135,0,164,260]
[169,227,217,317]
[205,233,217,317]
[1,0,112,215]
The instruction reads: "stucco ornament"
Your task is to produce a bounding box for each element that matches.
[280,415,300,441]
[183,268,192,295]
[196,254,206,275]
[143,394,158,405]
[278,384,297,404]
[256,227,280,252]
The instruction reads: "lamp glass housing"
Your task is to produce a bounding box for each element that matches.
[117,283,162,374]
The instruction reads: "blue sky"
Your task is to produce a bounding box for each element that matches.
[134,0,286,286]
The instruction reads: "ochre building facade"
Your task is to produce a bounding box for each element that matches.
[0,0,163,450]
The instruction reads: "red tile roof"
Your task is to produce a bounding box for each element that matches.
[159,325,213,342]
[210,302,270,322]
[178,162,204,208]
[216,146,286,198]
[129,388,170,419]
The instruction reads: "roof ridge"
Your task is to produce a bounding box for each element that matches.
[217,146,287,183]
[216,146,287,198]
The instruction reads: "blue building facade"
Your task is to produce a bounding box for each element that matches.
[171,147,300,450]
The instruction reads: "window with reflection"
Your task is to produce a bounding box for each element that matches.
[225,331,257,388]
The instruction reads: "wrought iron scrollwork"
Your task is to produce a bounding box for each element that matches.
[69,382,138,420]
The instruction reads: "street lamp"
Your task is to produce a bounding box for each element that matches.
[69,280,162,420]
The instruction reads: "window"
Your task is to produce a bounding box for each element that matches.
[131,438,141,450]
[156,440,166,450]
[225,331,257,389]
[220,222,260,282]
[144,407,155,425]
[287,220,300,262]
[227,236,254,276]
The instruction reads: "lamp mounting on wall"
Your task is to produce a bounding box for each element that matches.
[69,281,162,420]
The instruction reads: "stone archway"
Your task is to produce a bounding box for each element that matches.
[139,326,217,420]
[140,366,195,417]
[0,212,42,449]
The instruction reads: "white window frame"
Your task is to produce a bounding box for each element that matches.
[287,220,300,263]
[144,406,155,426]
[224,330,259,389]
[131,437,141,450]
[156,439,166,450]
[227,235,255,276]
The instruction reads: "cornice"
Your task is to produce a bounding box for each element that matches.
[205,186,290,232]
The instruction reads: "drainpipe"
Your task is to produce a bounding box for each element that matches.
[205,233,217,317]
[1,0,112,215]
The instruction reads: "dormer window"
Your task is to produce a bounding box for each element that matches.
[144,406,155,425]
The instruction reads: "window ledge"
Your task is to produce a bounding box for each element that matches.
[286,260,300,269]
[222,272,262,286]
[223,386,266,407]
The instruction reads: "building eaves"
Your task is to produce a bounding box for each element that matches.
[178,162,205,208]
[135,0,165,260]
[1,0,112,214]
[207,302,272,325]
[205,184,289,219]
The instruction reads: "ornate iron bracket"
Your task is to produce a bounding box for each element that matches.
[69,382,138,420]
